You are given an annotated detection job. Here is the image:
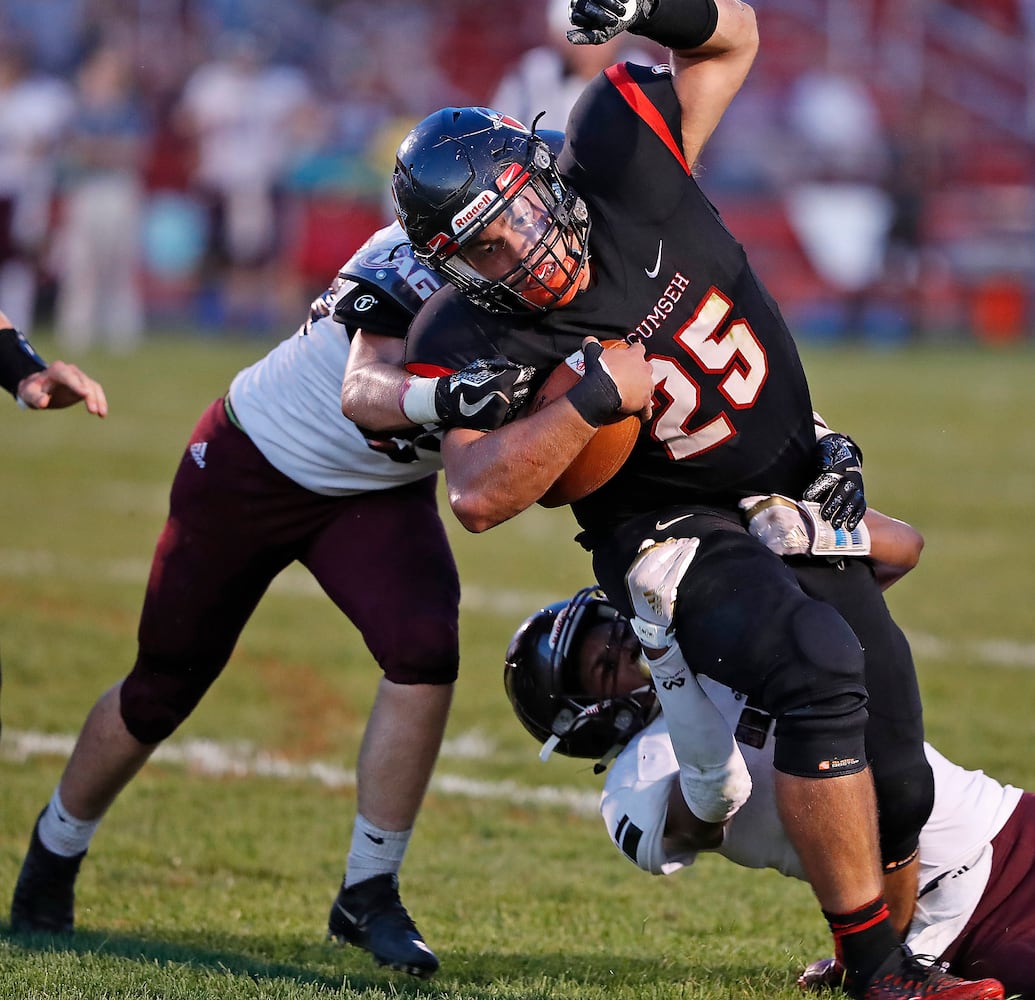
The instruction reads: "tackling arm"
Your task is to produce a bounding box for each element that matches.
[740,496,923,592]
[865,510,924,590]
[340,330,412,432]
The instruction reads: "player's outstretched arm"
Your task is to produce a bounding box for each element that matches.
[2,308,107,417]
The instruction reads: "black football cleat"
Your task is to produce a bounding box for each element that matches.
[10,816,86,935]
[327,873,439,978]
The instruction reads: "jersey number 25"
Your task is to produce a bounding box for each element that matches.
[648,287,767,460]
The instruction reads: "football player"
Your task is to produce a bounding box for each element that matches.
[382,1,993,995]
[8,224,530,978]
[1,308,108,416]
[504,504,1034,998]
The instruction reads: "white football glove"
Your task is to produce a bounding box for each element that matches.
[624,535,700,650]
[739,495,870,558]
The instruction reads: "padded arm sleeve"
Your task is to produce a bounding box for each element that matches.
[0,327,46,398]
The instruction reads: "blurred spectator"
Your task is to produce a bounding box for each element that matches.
[1,0,85,76]
[780,65,899,338]
[0,40,74,334]
[175,30,316,332]
[53,42,150,353]
[489,0,660,131]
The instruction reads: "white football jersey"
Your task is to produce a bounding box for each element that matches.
[601,683,1022,956]
[228,313,442,496]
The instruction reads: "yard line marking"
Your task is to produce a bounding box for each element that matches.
[0,729,601,817]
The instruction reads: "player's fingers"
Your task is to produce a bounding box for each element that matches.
[82,381,109,417]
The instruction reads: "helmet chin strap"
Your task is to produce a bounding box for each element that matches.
[539,734,563,763]
[539,699,612,763]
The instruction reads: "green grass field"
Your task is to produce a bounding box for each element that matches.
[2,332,1034,999]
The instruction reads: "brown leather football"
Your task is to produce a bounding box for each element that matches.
[529,340,642,508]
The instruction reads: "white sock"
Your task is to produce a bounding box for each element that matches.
[36,788,100,858]
[343,813,410,888]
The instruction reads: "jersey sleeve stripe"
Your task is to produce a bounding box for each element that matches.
[604,62,691,176]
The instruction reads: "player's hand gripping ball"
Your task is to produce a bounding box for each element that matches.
[530,340,642,507]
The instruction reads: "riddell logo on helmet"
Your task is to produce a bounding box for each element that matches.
[817,756,861,771]
[548,612,568,651]
[452,190,497,234]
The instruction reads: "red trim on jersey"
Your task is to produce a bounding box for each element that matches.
[604,63,691,176]
[406,362,456,378]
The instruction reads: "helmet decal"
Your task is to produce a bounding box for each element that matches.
[451,189,499,235]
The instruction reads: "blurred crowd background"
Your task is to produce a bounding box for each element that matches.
[1,0,1033,351]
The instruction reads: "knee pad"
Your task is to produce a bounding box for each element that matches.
[120,654,217,744]
[871,755,934,867]
[377,612,459,686]
[764,599,869,779]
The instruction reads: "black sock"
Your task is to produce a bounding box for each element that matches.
[823,895,900,988]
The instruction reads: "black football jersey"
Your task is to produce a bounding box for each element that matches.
[405,61,817,534]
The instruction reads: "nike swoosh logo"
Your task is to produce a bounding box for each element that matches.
[364,832,385,844]
[458,393,496,417]
[655,513,694,531]
[645,240,663,279]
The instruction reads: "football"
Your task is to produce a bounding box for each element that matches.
[529,340,642,508]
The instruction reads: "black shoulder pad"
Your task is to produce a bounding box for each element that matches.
[331,221,444,335]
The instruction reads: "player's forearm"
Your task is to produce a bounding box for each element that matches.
[865,509,924,590]
[663,779,726,851]
[442,399,597,533]
[340,330,414,432]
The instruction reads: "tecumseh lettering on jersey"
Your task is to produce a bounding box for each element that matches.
[629,272,692,342]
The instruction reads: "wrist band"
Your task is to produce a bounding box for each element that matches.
[629,0,719,50]
[399,376,440,426]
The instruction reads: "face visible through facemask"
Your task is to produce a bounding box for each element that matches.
[576,617,651,700]
[458,187,589,310]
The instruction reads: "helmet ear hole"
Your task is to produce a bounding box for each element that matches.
[552,707,578,736]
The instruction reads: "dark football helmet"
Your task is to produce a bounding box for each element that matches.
[391,107,590,314]
[504,587,656,765]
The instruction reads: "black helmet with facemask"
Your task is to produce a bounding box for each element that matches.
[504,587,656,768]
[392,107,590,314]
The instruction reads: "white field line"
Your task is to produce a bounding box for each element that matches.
[4,548,1035,668]
[0,728,602,818]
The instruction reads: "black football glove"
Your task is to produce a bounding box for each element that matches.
[802,433,865,531]
[567,0,655,45]
[433,358,535,432]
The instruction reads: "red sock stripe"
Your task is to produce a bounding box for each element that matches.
[829,902,890,941]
